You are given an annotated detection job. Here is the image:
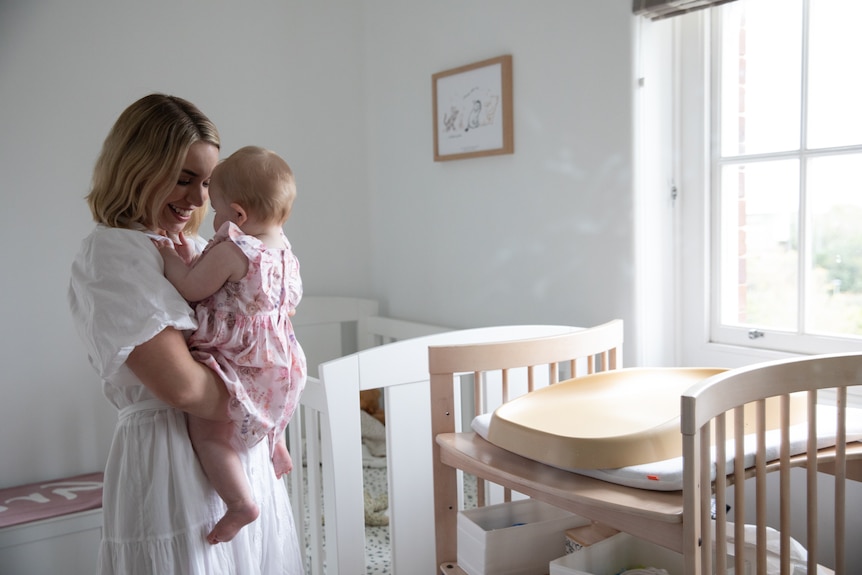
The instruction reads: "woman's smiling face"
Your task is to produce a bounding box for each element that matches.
[157,140,219,238]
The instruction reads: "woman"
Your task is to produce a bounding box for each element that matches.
[68,94,305,575]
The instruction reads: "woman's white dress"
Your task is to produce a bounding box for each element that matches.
[68,225,305,575]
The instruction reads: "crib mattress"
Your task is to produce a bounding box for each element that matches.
[486,367,805,470]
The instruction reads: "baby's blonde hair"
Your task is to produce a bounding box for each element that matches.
[213,146,296,225]
[87,94,220,234]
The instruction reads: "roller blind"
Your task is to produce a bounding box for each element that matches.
[633,0,737,20]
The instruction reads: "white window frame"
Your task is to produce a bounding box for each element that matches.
[675,8,862,378]
[669,8,862,410]
[709,2,862,357]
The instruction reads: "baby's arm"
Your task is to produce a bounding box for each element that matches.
[158,241,249,302]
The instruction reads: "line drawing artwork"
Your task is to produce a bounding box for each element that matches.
[444,88,500,135]
[433,55,512,161]
[436,62,504,156]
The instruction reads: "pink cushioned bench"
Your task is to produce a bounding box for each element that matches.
[0,472,103,529]
[0,472,104,575]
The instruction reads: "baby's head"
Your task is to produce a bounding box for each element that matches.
[210,146,296,228]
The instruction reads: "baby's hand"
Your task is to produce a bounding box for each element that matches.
[151,233,194,265]
[172,232,196,265]
[151,237,177,259]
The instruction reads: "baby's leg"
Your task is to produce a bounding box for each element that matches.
[271,434,293,479]
[188,415,260,544]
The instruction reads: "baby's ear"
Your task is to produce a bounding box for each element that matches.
[230,202,248,226]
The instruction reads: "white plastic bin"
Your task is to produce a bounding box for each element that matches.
[458,498,589,575]
[550,530,683,575]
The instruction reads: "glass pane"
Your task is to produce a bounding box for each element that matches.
[807,0,862,149]
[719,0,802,156]
[719,160,799,329]
[807,153,862,336]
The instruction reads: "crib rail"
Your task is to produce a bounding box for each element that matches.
[429,320,625,570]
[290,297,606,574]
[288,296,451,574]
[682,352,862,575]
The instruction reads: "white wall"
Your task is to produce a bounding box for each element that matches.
[0,0,371,488]
[363,1,638,337]
[0,0,643,488]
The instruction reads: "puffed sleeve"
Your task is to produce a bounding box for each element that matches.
[68,225,202,381]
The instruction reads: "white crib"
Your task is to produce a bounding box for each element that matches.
[289,296,452,574]
[289,299,583,574]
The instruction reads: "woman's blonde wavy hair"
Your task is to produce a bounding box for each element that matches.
[86,94,220,234]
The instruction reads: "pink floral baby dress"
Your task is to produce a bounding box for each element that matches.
[189,221,306,451]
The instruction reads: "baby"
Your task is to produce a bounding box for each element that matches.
[157,146,306,544]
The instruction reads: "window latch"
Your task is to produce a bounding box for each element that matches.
[748,329,765,340]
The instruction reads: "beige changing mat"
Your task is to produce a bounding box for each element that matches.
[485,367,805,470]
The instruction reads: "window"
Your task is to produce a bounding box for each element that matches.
[709,0,862,354]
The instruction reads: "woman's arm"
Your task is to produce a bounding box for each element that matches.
[126,327,230,422]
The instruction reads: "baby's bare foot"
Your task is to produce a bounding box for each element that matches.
[206,499,260,544]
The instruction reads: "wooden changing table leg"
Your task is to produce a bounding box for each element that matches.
[431,370,459,571]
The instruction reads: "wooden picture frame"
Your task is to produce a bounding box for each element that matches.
[432,55,513,162]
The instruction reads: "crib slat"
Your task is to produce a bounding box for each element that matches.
[475,371,486,509]
[779,394,791,575]
[286,411,306,555]
[835,386,847,575]
[714,413,727,575]
[305,409,325,574]
[734,406,746,575]
[700,421,715,572]
[501,369,509,404]
[807,391,818,575]
[501,369,512,503]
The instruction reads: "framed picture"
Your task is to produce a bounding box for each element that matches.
[432,55,513,162]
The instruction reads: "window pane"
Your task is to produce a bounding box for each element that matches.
[807,0,862,149]
[807,153,862,336]
[720,0,802,156]
[719,160,799,329]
